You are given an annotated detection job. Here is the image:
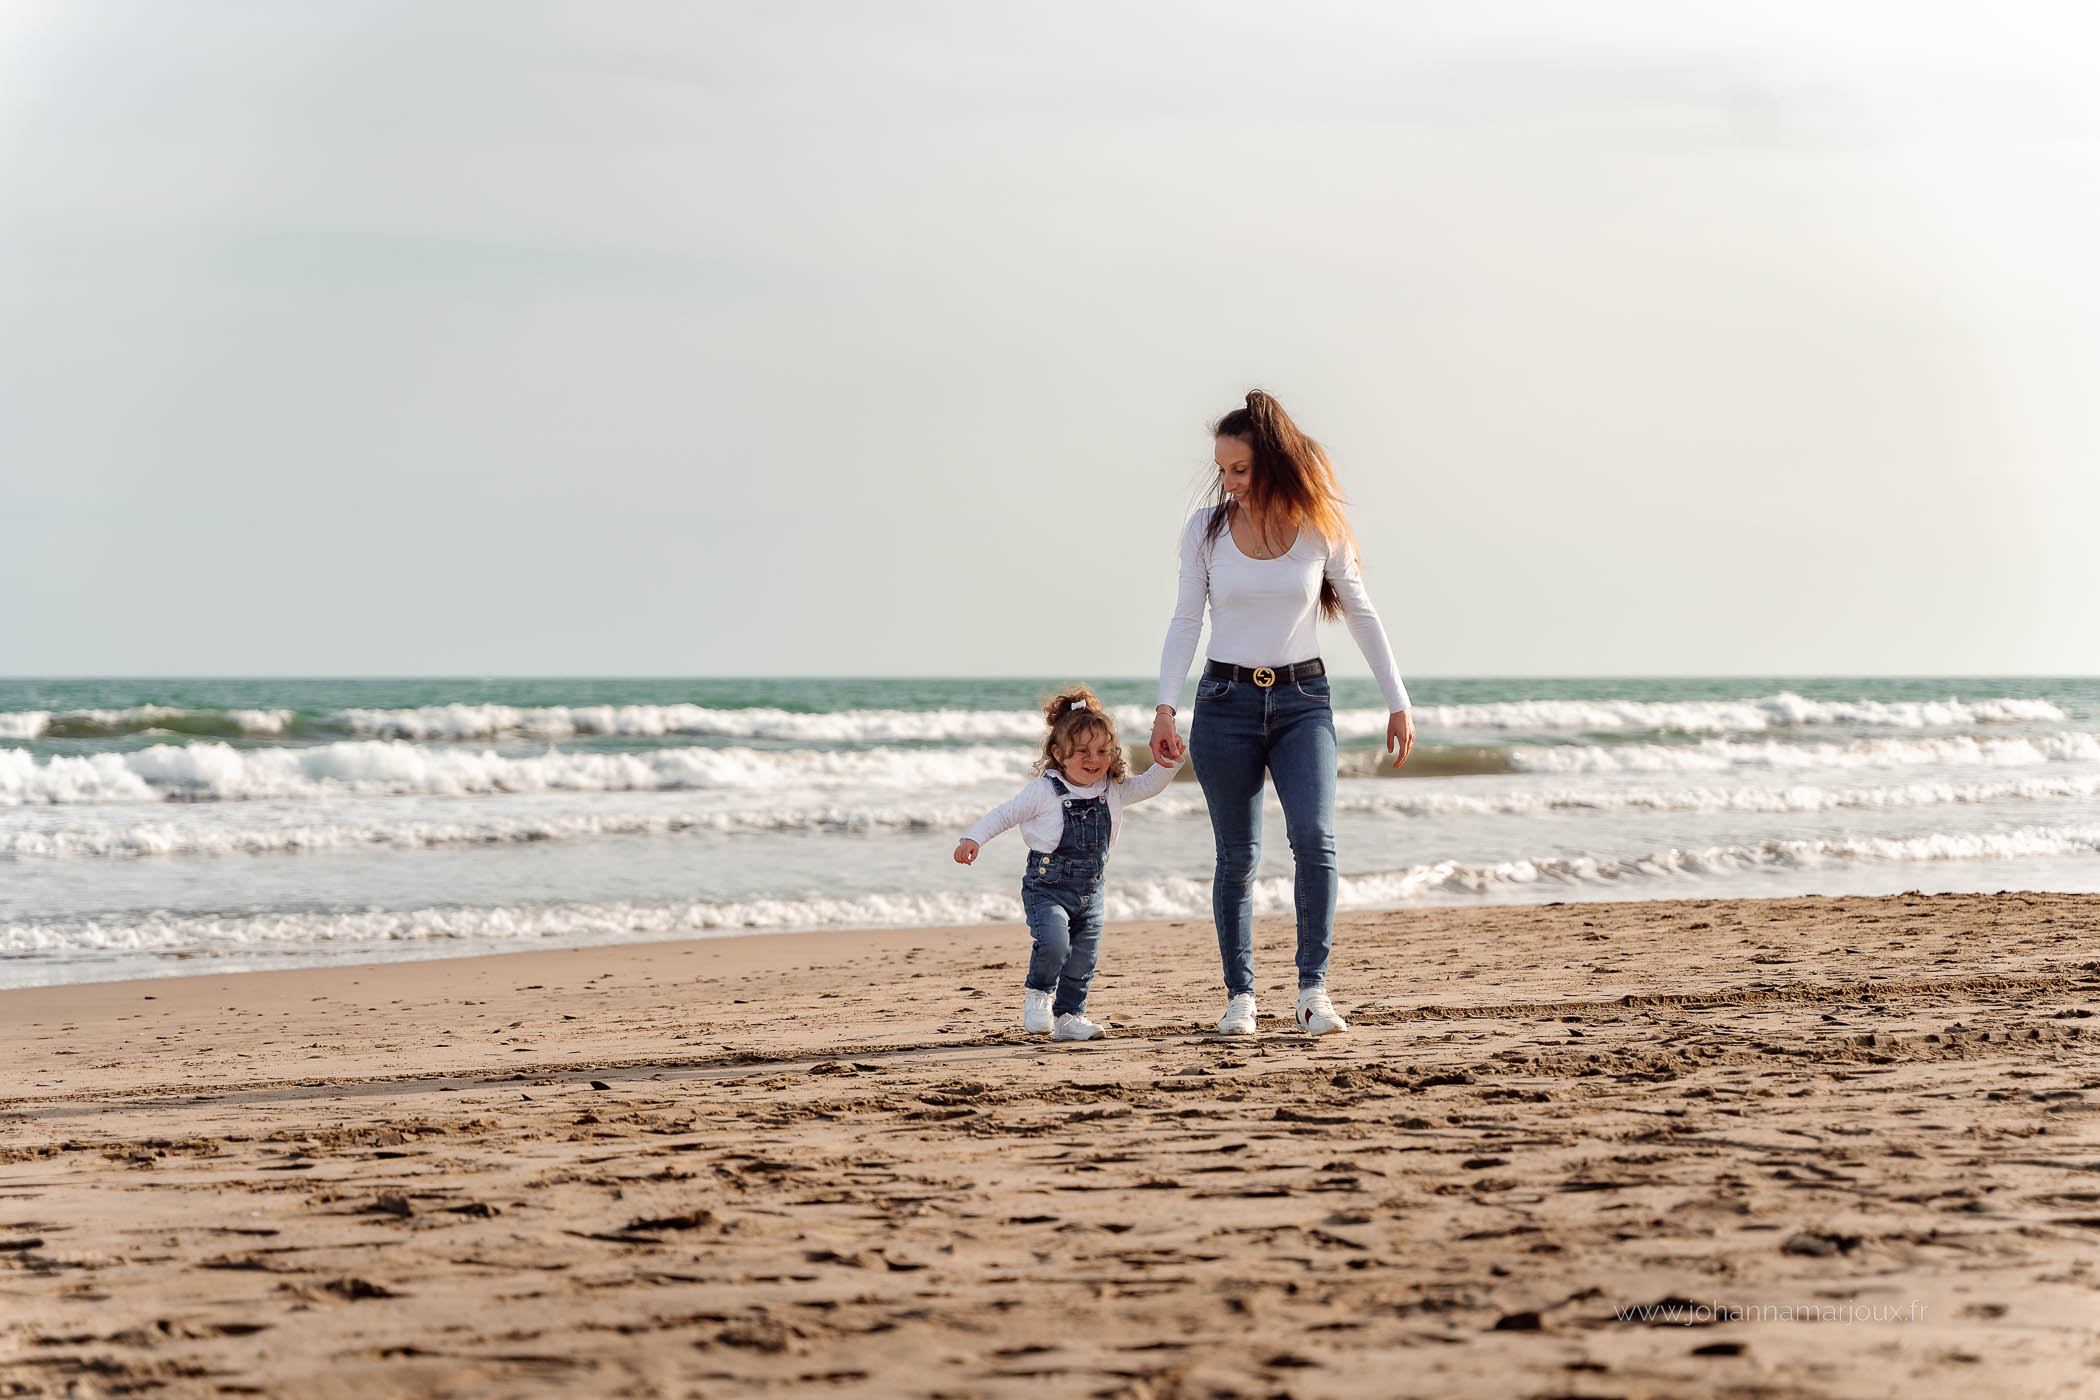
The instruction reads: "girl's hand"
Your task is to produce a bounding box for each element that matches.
[1386,710,1415,769]
[953,838,980,865]
[1150,707,1186,766]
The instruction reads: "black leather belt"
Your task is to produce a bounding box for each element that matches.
[1204,658,1324,688]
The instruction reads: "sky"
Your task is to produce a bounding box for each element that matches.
[3,1,2098,678]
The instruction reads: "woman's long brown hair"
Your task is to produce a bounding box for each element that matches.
[1205,389,1356,621]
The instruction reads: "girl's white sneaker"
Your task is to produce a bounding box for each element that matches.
[1216,993,1258,1035]
[1052,1012,1104,1042]
[1296,987,1347,1035]
[1022,988,1054,1034]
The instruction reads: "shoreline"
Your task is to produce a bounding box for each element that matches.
[12,870,2099,996]
[5,891,2098,1397]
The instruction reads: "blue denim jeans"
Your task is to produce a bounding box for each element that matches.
[1021,883,1105,1017]
[1190,668,1339,997]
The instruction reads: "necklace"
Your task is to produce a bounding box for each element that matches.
[1231,505,1295,559]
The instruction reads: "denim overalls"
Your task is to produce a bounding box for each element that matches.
[1020,773,1110,1017]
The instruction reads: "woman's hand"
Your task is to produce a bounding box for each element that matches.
[1150,707,1186,766]
[953,838,979,865]
[1386,710,1415,769]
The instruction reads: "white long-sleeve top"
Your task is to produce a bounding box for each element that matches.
[1157,507,1411,713]
[961,757,1181,854]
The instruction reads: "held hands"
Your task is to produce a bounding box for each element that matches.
[1387,710,1415,769]
[953,838,980,866]
[1149,707,1186,766]
[1152,702,1408,765]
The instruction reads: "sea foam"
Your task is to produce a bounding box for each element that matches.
[1409,693,2065,733]
[0,707,295,739]
[0,741,1039,805]
[11,773,2100,859]
[1508,731,2100,774]
[9,822,2097,960]
[3,690,2057,744]
[0,804,988,858]
[330,693,2066,739]
[7,725,2100,807]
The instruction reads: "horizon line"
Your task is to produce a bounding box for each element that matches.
[3,672,2095,683]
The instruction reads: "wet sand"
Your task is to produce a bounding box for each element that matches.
[3,891,2098,1398]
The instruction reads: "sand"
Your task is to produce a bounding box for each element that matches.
[2,891,2098,1399]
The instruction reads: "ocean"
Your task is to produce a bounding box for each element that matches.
[3,675,2096,988]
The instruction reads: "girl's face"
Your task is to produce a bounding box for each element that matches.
[1055,730,1115,785]
[1215,434,1255,500]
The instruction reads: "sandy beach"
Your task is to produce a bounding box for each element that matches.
[3,891,2098,1398]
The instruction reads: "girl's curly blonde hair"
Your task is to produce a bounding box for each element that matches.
[1033,684,1128,783]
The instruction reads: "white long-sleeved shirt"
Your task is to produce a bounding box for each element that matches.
[1157,507,1411,713]
[962,758,1180,854]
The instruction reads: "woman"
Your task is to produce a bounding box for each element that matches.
[1151,390,1415,1036]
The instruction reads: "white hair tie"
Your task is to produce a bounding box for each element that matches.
[1068,699,1087,711]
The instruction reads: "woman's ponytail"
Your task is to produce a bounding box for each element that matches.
[1207,390,1355,621]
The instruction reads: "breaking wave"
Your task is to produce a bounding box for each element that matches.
[10,823,2098,959]
[1409,693,2065,733]
[0,691,2064,744]
[0,741,1039,805]
[0,804,988,858]
[1508,731,2100,775]
[0,706,295,740]
[8,726,2100,807]
[12,774,2100,859]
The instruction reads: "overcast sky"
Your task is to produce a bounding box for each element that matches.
[4,1,2098,677]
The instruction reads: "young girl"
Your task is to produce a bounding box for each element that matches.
[954,686,1181,1041]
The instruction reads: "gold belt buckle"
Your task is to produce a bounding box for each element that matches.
[1252,666,1276,688]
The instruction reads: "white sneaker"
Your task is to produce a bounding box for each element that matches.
[1051,1012,1104,1042]
[1296,987,1347,1035]
[1216,993,1258,1036]
[1022,988,1054,1034]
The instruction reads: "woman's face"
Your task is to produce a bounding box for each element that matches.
[1214,435,1254,500]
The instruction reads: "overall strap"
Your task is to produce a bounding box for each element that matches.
[1047,774,1069,797]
